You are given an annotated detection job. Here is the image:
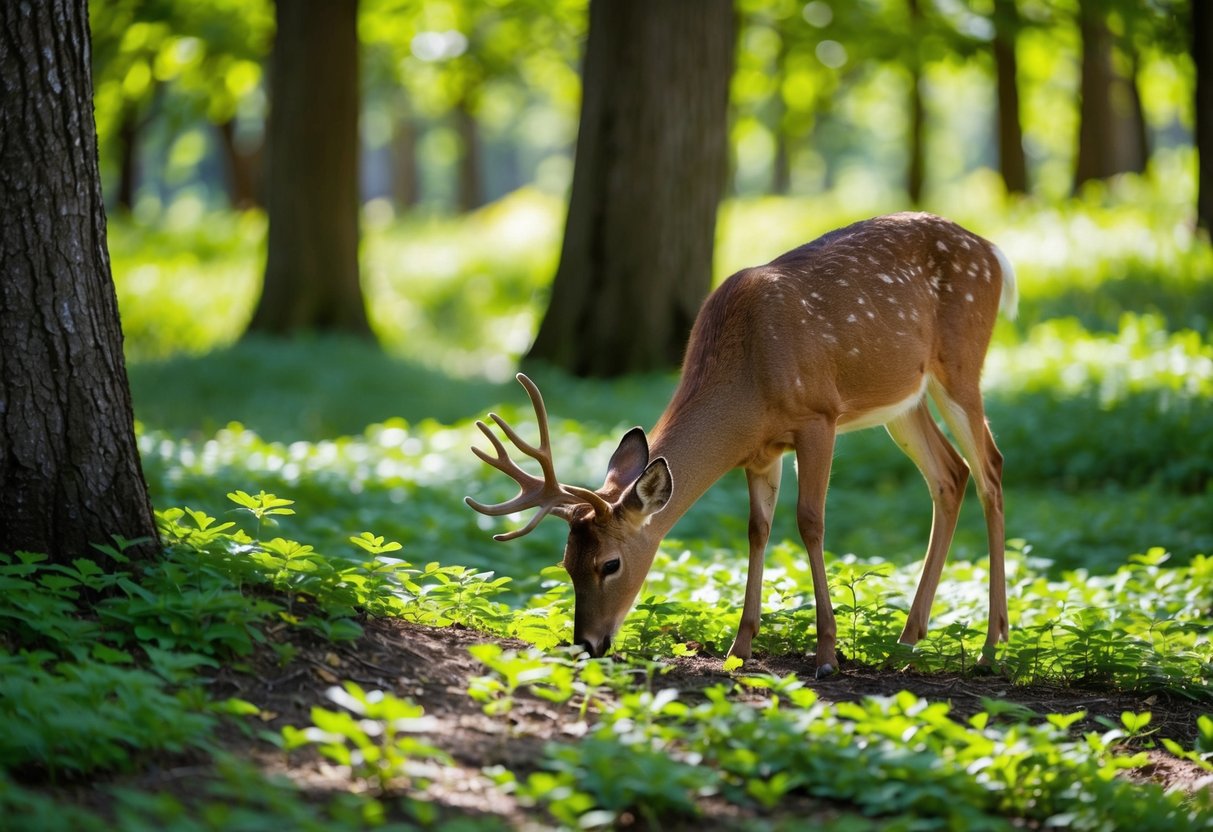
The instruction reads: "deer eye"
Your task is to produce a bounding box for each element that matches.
[601,558,621,576]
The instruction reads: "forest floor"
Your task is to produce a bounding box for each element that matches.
[55,617,1210,829]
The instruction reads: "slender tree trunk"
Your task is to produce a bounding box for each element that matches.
[992,0,1028,194]
[392,106,422,210]
[248,0,370,337]
[527,0,736,378]
[1074,0,1148,190]
[217,119,263,211]
[0,0,158,562]
[770,29,791,195]
[1195,0,1213,233]
[115,103,139,212]
[455,96,483,213]
[906,0,926,205]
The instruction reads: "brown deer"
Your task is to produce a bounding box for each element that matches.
[467,212,1017,677]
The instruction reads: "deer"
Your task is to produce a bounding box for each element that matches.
[466,212,1017,678]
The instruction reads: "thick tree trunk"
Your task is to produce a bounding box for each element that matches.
[247,0,370,337]
[993,0,1028,194]
[526,0,736,378]
[1196,0,1213,233]
[1074,0,1148,190]
[0,0,158,561]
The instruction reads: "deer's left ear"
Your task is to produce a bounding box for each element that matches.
[618,458,672,526]
[602,427,649,496]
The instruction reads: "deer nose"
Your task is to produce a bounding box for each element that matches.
[576,635,611,658]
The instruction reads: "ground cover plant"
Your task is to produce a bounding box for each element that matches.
[3,180,1212,829]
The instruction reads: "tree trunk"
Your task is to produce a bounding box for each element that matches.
[906,0,926,205]
[115,103,140,213]
[247,0,370,337]
[217,118,263,211]
[0,0,158,562]
[770,29,791,196]
[526,0,736,378]
[992,0,1028,194]
[1196,0,1213,233]
[392,107,422,210]
[455,96,483,213]
[1073,0,1148,190]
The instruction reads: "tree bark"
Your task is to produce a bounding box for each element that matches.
[526,0,736,378]
[992,0,1028,194]
[247,0,370,337]
[0,0,158,561]
[1196,0,1213,233]
[1073,0,1148,190]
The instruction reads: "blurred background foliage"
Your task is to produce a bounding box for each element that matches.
[90,0,1211,578]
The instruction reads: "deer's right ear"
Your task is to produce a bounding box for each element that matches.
[618,458,672,526]
[602,427,650,496]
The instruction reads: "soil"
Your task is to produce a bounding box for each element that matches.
[43,617,1213,828]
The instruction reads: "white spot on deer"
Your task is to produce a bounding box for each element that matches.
[866,310,876,319]
[811,292,823,300]
[878,273,895,284]
[936,240,949,252]
[952,261,963,273]
[857,297,866,305]
[821,333,838,344]
[965,292,974,302]
[959,238,971,250]
[847,313,858,323]
[849,347,861,356]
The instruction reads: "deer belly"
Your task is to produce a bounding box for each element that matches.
[836,374,929,434]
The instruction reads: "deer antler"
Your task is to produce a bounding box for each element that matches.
[465,374,612,541]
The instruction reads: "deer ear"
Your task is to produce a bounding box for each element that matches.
[618,458,672,526]
[602,427,649,496]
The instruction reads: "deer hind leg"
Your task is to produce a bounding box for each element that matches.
[728,458,784,660]
[929,380,1009,659]
[792,419,838,678]
[885,400,970,646]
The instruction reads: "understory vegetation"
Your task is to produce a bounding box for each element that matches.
[3,179,1212,829]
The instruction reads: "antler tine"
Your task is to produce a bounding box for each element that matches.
[465,374,611,537]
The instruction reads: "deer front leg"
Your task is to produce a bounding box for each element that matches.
[728,459,783,660]
[793,420,838,679]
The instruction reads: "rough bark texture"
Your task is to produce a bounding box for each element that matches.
[1073,0,1148,190]
[993,0,1027,195]
[0,0,158,561]
[1195,0,1213,233]
[527,0,736,378]
[247,0,370,337]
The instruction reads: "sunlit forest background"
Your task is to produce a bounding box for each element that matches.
[95,0,1210,571]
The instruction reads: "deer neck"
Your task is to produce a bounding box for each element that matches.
[644,403,750,540]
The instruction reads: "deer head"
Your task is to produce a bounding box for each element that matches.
[465,374,671,656]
